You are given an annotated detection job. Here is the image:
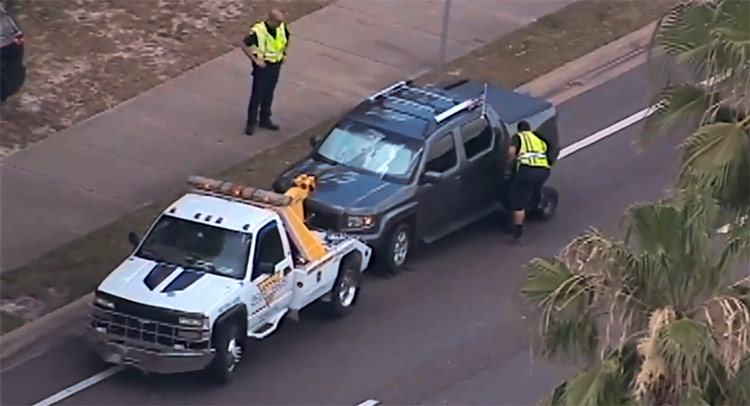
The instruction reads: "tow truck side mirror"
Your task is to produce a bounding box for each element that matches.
[128,232,140,248]
[309,135,320,148]
[257,262,275,275]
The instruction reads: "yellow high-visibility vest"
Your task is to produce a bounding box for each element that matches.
[517,130,550,168]
[252,21,288,63]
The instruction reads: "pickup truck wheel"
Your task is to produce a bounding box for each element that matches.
[532,186,558,221]
[381,222,411,276]
[327,256,362,318]
[208,323,242,384]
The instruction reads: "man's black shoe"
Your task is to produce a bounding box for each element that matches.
[244,124,255,136]
[259,121,280,131]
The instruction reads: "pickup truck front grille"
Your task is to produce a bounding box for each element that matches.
[306,201,342,231]
[92,292,209,351]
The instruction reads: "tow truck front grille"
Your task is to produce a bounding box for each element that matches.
[92,292,209,351]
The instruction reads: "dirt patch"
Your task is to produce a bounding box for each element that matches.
[0,0,676,335]
[0,0,330,156]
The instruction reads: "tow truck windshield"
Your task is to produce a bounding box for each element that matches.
[135,215,253,279]
[315,120,423,182]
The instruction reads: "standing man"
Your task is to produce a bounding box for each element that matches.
[240,9,289,136]
[506,120,552,243]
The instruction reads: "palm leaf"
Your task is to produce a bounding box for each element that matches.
[562,359,624,406]
[656,318,718,393]
[639,84,713,149]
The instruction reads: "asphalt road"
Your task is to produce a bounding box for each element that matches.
[1,61,681,406]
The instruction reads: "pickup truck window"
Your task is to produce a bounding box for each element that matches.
[460,118,493,160]
[316,120,423,181]
[425,132,457,173]
[135,216,252,279]
[252,221,285,280]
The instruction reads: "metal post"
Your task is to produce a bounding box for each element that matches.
[438,0,452,76]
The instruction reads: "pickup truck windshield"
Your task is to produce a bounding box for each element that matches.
[316,120,423,181]
[135,215,252,279]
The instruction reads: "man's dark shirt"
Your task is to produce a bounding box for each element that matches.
[243,22,290,65]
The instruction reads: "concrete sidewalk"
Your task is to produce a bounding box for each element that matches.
[0,0,575,272]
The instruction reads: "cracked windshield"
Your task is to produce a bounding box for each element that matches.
[316,120,422,181]
[136,215,252,279]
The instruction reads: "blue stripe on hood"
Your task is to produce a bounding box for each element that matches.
[143,263,178,291]
[161,269,204,293]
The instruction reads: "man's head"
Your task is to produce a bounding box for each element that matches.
[267,9,285,28]
[517,120,531,132]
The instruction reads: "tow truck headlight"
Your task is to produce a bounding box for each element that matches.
[178,316,209,329]
[94,297,115,309]
[346,215,376,230]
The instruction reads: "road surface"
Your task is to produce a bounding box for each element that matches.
[1,60,680,406]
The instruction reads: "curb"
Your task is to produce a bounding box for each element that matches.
[0,21,657,370]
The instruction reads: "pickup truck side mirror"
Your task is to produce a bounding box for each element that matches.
[127,231,140,248]
[421,170,442,184]
[309,135,320,148]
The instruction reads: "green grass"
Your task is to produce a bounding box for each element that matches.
[0,0,677,334]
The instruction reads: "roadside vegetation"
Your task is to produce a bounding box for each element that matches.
[521,1,750,404]
[0,0,676,334]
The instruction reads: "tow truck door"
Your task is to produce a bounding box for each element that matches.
[250,220,294,322]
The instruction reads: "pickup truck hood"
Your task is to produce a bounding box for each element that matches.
[97,256,239,314]
[275,158,404,211]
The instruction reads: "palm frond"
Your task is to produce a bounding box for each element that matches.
[656,317,718,394]
[724,355,750,404]
[561,359,625,406]
[639,84,713,149]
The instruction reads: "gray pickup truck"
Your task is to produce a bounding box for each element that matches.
[273,79,560,274]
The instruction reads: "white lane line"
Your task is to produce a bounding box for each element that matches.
[31,365,124,406]
[355,400,381,406]
[27,105,656,406]
[559,106,654,159]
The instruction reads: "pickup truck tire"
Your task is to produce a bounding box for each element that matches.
[380,222,411,276]
[207,323,243,384]
[531,186,558,221]
[327,255,362,318]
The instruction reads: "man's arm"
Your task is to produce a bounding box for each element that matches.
[508,134,520,160]
[240,33,265,67]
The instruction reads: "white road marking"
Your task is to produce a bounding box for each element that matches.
[25,105,660,406]
[558,106,654,159]
[355,400,381,406]
[31,365,124,406]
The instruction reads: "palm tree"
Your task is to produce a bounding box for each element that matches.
[640,0,749,230]
[521,190,750,405]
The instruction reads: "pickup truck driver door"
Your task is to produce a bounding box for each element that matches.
[416,129,462,241]
[248,220,294,326]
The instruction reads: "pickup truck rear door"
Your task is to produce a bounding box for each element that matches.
[456,116,500,217]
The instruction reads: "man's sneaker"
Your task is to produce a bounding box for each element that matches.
[259,121,280,131]
[244,123,255,136]
[507,234,524,245]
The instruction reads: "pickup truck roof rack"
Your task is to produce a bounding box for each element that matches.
[187,174,330,264]
[365,80,484,126]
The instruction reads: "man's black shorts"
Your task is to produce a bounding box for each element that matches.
[509,165,551,211]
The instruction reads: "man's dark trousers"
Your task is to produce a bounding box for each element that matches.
[246,61,281,128]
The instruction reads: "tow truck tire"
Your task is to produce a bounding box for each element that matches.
[380,222,411,276]
[327,255,362,318]
[531,186,558,221]
[207,322,242,384]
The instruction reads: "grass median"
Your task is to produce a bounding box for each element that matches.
[0,0,677,334]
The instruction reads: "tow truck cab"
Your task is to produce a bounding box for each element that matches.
[88,175,371,383]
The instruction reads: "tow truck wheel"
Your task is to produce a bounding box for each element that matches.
[532,186,559,221]
[327,255,362,318]
[381,222,411,276]
[208,322,243,384]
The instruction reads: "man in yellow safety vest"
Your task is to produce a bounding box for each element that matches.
[506,120,552,243]
[240,9,289,136]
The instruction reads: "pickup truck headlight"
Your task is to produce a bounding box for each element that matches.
[346,215,376,230]
[178,316,209,329]
[94,297,115,309]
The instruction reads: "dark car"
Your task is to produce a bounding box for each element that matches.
[273,79,560,274]
[1,4,26,102]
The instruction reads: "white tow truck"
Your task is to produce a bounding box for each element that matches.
[87,174,372,383]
